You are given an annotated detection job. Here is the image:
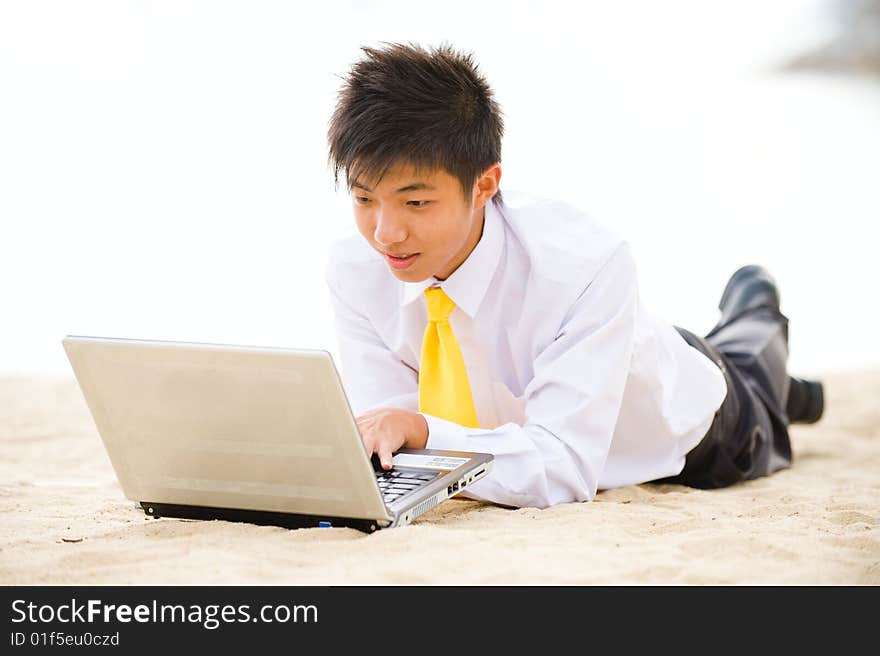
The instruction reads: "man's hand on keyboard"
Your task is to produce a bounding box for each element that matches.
[355,408,429,470]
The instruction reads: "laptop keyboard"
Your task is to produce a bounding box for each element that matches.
[375,469,438,504]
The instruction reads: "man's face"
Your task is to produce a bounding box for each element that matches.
[349,163,482,282]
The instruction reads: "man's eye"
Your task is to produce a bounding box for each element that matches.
[407,200,430,208]
[355,196,371,204]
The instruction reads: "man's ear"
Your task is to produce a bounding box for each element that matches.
[472,163,502,209]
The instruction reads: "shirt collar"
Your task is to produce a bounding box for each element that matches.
[400,199,505,318]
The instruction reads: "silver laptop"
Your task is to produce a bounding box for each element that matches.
[62,335,493,532]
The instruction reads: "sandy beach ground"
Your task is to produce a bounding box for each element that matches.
[1,370,877,585]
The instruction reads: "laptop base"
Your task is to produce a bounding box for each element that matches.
[139,501,382,533]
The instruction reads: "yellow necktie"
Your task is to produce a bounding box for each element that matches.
[418,287,480,428]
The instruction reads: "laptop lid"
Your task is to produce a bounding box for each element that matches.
[62,335,393,523]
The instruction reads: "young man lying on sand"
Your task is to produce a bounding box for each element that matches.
[324,42,824,509]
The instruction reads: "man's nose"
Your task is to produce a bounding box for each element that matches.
[373,208,408,246]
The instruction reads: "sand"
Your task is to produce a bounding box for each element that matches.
[1,370,877,585]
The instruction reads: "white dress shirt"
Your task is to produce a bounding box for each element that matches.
[325,191,728,508]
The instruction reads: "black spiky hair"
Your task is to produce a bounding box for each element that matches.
[328,42,504,202]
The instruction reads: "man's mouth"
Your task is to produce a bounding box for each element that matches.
[384,252,420,269]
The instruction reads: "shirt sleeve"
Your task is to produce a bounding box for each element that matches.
[422,242,639,509]
[326,259,419,416]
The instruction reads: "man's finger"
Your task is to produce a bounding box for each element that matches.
[378,444,394,470]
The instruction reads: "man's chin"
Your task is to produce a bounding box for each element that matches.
[387,264,431,283]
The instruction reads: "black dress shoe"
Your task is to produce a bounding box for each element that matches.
[717,264,782,326]
[709,264,788,344]
[786,376,825,424]
[718,264,768,310]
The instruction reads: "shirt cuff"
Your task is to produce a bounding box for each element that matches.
[418,412,473,452]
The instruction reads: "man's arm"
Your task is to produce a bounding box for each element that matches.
[421,242,639,508]
[325,260,419,417]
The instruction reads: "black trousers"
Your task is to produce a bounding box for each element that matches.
[655,306,794,489]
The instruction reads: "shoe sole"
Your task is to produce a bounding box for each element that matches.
[800,380,824,424]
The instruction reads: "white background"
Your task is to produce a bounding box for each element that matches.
[1,0,878,378]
